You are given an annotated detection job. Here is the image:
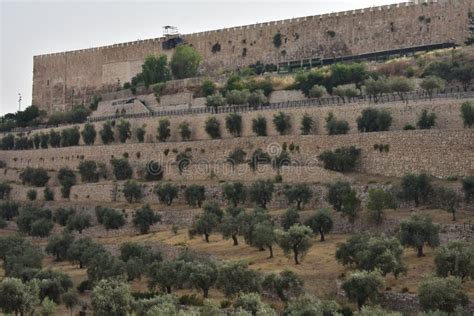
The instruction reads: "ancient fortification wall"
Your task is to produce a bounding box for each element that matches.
[32,0,472,113]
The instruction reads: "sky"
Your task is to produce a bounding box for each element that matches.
[0,0,400,116]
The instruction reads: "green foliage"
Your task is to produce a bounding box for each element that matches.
[318,146,360,172]
[133,204,161,234]
[222,182,247,206]
[308,84,327,98]
[157,119,171,142]
[284,297,340,316]
[300,114,314,135]
[47,106,90,125]
[96,206,126,230]
[100,121,115,144]
[305,209,334,241]
[188,261,218,298]
[87,251,125,283]
[276,224,313,264]
[418,277,468,313]
[58,167,76,198]
[62,289,80,315]
[225,113,243,137]
[154,183,178,206]
[249,179,274,209]
[66,237,105,269]
[0,201,19,220]
[0,182,11,199]
[388,76,414,102]
[1,134,15,150]
[66,213,92,234]
[336,234,406,276]
[49,129,61,148]
[325,112,350,135]
[20,167,50,187]
[420,76,446,99]
[43,187,54,201]
[206,93,227,112]
[91,279,132,316]
[221,206,245,246]
[367,189,396,224]
[273,111,292,135]
[248,89,268,108]
[434,241,474,280]
[284,183,312,210]
[184,185,206,208]
[40,132,49,148]
[333,84,360,102]
[33,133,41,149]
[262,269,304,302]
[399,215,440,257]
[178,121,191,141]
[138,54,171,88]
[234,292,276,315]
[189,202,223,242]
[81,123,96,145]
[136,126,146,143]
[16,206,53,237]
[200,80,216,97]
[53,207,75,226]
[0,277,39,315]
[144,161,164,181]
[176,150,192,173]
[342,270,384,309]
[78,160,99,183]
[357,108,393,132]
[462,176,474,203]
[398,173,433,207]
[123,180,142,203]
[326,181,352,212]
[110,158,133,180]
[0,235,44,277]
[431,186,460,221]
[460,101,474,128]
[61,126,80,147]
[363,77,390,102]
[417,109,437,129]
[170,45,201,79]
[252,115,267,136]
[281,208,301,231]
[273,32,282,48]
[226,89,250,105]
[46,231,74,261]
[116,120,131,143]
[216,261,262,297]
[204,117,221,139]
[27,189,37,201]
[227,148,247,167]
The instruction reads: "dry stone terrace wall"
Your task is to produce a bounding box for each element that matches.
[1,129,473,179]
[32,0,472,112]
[5,97,471,146]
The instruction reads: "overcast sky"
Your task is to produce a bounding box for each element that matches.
[0,0,399,115]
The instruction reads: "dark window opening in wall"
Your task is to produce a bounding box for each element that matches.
[327,30,336,38]
[242,47,247,57]
[390,22,395,32]
[212,42,221,54]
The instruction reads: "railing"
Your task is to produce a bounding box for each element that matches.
[88,86,474,123]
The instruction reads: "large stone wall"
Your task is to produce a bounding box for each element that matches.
[32,0,472,113]
[2,129,473,180]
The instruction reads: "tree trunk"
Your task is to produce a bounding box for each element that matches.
[417,245,424,257]
[268,245,273,259]
[293,247,299,264]
[297,201,302,210]
[232,234,239,246]
[205,233,210,243]
[319,229,325,242]
[166,286,172,294]
[203,288,209,298]
[452,210,456,221]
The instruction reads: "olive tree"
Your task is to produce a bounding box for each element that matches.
[283,184,312,210]
[418,277,468,313]
[222,182,247,206]
[249,180,274,209]
[154,183,178,206]
[341,270,384,310]
[132,204,161,234]
[91,279,132,316]
[399,215,440,257]
[0,277,39,316]
[434,241,474,280]
[276,224,313,264]
[184,185,206,208]
[305,209,334,241]
[216,261,262,297]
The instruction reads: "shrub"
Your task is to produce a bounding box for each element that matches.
[204,117,221,139]
[252,116,267,136]
[318,146,360,172]
[227,148,247,166]
[97,207,126,230]
[420,76,445,99]
[17,206,53,237]
[78,160,99,183]
[333,84,360,103]
[247,90,268,108]
[135,126,146,143]
[178,121,191,141]
[170,45,201,79]
[462,176,474,203]
[176,151,192,173]
[460,101,474,128]
[110,158,133,180]
[0,182,12,199]
[262,269,304,302]
[20,167,50,187]
[53,208,75,226]
[225,113,242,137]
[341,270,384,309]
[273,112,292,135]
[117,120,131,143]
[1,134,15,150]
[144,161,164,181]
[58,168,76,198]
[308,85,327,98]
[133,204,161,234]
[91,279,132,316]
[137,54,170,87]
[100,121,115,144]
[27,189,37,201]
[226,89,250,105]
[81,123,96,145]
[184,185,206,208]
[206,93,226,112]
[49,130,61,148]
[200,80,216,97]
[154,183,178,206]
[32,134,40,149]
[43,187,54,201]
[39,133,49,148]
[61,127,80,147]
[0,201,19,220]
[248,149,271,171]
[398,173,432,207]
[123,181,142,203]
[300,114,314,135]
[325,112,349,135]
[417,109,437,129]
[419,277,468,313]
[404,124,416,130]
[216,261,262,297]
[157,119,171,142]
[399,215,440,257]
[356,108,392,132]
